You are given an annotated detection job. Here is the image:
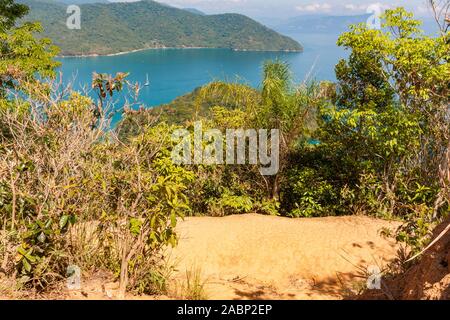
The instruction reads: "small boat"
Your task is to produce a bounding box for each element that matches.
[144,73,150,86]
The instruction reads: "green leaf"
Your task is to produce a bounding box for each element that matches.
[22,258,31,273]
[170,212,177,228]
[59,215,69,229]
[17,246,27,256]
[129,218,143,236]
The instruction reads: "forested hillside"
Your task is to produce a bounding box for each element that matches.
[19,0,303,55]
[1,0,448,300]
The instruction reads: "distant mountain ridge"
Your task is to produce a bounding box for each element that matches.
[269,14,439,36]
[183,8,205,15]
[53,0,109,4]
[272,14,371,34]
[19,0,303,56]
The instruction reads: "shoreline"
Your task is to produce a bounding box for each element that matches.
[57,46,303,58]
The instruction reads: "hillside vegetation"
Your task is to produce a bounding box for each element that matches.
[117,84,264,139]
[19,0,303,55]
[1,0,449,299]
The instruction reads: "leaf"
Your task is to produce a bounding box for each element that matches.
[17,246,27,256]
[22,258,31,273]
[69,214,77,225]
[59,215,69,229]
[169,234,177,247]
[129,218,143,236]
[170,212,177,228]
[44,219,52,229]
[25,252,37,263]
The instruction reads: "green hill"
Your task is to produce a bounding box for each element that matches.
[183,8,206,15]
[19,0,303,56]
[117,82,261,138]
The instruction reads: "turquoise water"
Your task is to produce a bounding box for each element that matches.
[59,32,347,124]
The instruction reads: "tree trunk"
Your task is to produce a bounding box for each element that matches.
[271,174,280,200]
[118,236,129,298]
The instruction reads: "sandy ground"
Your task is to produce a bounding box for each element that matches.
[169,214,400,300]
[361,217,450,300]
[1,214,400,300]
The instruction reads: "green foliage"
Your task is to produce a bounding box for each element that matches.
[282,167,338,218]
[395,205,434,255]
[117,84,260,140]
[253,198,280,216]
[2,1,449,294]
[0,19,59,96]
[0,0,29,30]
[19,0,302,55]
[281,8,449,253]
[177,267,207,300]
[0,76,197,293]
[89,123,195,294]
[121,10,448,259]
[0,15,194,292]
[0,92,101,288]
[198,62,322,201]
[207,190,254,216]
[121,62,324,217]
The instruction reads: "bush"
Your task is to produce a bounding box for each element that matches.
[282,167,338,218]
[0,73,195,295]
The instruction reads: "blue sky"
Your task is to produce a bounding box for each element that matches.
[153,0,433,18]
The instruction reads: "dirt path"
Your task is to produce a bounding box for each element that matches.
[169,214,400,300]
[1,214,400,300]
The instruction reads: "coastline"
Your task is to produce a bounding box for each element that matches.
[57,46,303,58]
[57,46,205,58]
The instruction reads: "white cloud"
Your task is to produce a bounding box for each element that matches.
[343,2,391,13]
[295,2,332,13]
[344,4,366,11]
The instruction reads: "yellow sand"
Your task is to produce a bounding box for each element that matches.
[170,214,400,300]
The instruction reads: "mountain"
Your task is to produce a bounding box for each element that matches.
[18,0,303,56]
[272,14,371,34]
[54,0,110,3]
[183,8,205,15]
[271,14,440,36]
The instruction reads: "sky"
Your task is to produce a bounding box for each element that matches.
[148,0,434,19]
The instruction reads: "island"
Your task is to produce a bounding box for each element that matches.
[20,0,303,56]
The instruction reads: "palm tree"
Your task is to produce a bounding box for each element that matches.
[195,61,323,200]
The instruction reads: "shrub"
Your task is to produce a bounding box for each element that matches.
[0,72,195,295]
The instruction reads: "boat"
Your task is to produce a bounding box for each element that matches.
[144,73,150,86]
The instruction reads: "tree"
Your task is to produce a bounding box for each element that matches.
[428,0,449,35]
[0,0,29,31]
[194,61,322,201]
[0,2,193,293]
[0,0,59,98]
[258,61,320,199]
[304,8,449,251]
